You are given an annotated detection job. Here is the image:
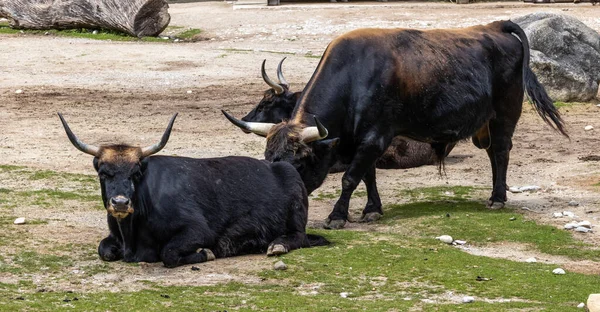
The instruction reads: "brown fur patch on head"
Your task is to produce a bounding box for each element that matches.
[265,122,312,161]
[97,145,143,166]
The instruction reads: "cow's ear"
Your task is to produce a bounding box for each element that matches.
[93,157,100,172]
[140,158,149,173]
[320,138,340,149]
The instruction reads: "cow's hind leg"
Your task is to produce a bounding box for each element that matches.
[485,117,518,209]
[359,164,383,222]
[267,232,311,256]
[160,233,216,268]
[325,134,389,229]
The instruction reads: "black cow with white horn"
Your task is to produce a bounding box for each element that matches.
[59,113,328,267]
[225,21,568,229]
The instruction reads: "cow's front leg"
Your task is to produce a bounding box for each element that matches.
[359,164,383,222]
[325,136,387,229]
[98,235,122,262]
[160,232,216,268]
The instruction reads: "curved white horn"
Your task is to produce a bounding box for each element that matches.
[141,113,178,157]
[301,116,328,143]
[261,59,284,95]
[58,113,100,156]
[277,57,290,88]
[222,110,275,137]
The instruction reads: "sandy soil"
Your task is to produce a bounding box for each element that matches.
[1,1,599,290]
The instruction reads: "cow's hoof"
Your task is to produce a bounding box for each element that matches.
[323,218,346,229]
[487,201,505,210]
[359,212,382,223]
[204,249,216,261]
[267,244,288,256]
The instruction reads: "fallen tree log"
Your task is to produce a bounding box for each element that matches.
[0,0,170,37]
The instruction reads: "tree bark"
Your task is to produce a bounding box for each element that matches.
[0,0,170,37]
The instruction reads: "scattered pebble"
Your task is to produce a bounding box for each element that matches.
[525,257,537,263]
[577,302,585,309]
[462,296,475,303]
[15,89,23,94]
[509,217,516,221]
[274,261,287,271]
[564,222,578,230]
[585,125,594,131]
[553,212,564,218]
[568,201,580,207]
[552,268,566,275]
[92,30,98,35]
[563,211,575,218]
[161,36,170,40]
[453,240,467,245]
[191,266,200,271]
[186,90,193,94]
[578,221,592,228]
[575,227,591,233]
[519,185,541,192]
[340,292,349,298]
[436,235,453,244]
[508,186,522,193]
[13,217,26,225]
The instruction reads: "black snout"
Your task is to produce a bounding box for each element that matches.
[110,197,130,210]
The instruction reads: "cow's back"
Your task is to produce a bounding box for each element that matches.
[306,21,525,143]
[136,155,307,254]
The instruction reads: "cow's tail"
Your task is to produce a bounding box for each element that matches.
[307,234,330,247]
[503,21,569,138]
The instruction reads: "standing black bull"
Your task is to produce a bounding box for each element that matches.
[244,58,449,171]
[58,113,328,267]
[224,21,569,229]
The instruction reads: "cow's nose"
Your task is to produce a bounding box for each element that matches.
[110,197,130,208]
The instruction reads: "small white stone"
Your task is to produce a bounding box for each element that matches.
[552,268,566,275]
[577,302,585,309]
[92,30,98,35]
[577,221,592,228]
[340,292,349,298]
[525,257,537,263]
[564,223,578,230]
[453,240,467,245]
[575,227,591,233]
[462,296,475,303]
[186,90,193,94]
[509,186,522,193]
[273,261,287,270]
[15,89,23,94]
[553,212,564,218]
[436,235,453,244]
[13,217,26,225]
[597,104,600,108]
[161,36,170,40]
[563,211,575,218]
[585,125,594,131]
[519,185,541,192]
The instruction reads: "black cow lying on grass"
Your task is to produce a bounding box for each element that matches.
[243,58,452,172]
[58,113,328,268]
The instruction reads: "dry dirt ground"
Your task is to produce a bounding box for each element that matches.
[1,0,600,292]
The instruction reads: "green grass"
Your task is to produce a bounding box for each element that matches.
[383,186,599,261]
[0,23,202,42]
[0,172,598,310]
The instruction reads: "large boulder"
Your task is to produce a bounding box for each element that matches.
[513,13,600,102]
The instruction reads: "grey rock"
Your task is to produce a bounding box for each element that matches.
[513,13,600,102]
[568,201,580,207]
[273,261,287,271]
[588,294,600,312]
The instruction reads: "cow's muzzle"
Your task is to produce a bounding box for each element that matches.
[107,196,134,219]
